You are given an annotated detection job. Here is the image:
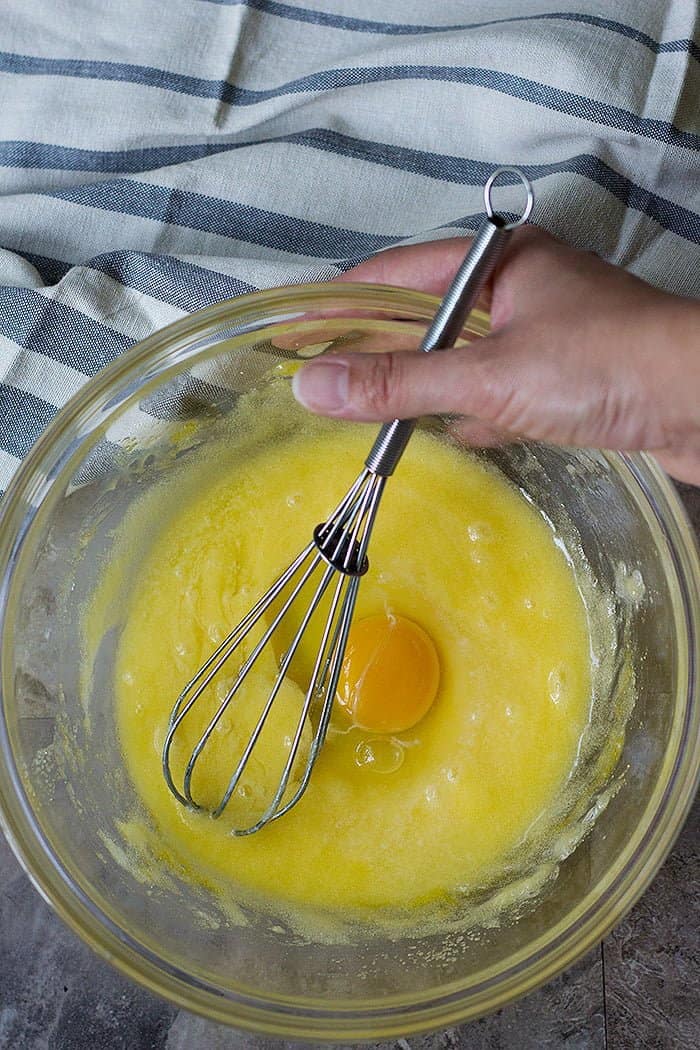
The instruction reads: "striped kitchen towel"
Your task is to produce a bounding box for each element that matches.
[0,0,698,495]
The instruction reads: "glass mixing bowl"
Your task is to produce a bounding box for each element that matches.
[0,284,698,1041]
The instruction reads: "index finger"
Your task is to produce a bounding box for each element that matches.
[337,237,480,299]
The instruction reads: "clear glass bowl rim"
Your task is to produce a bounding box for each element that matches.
[0,282,698,1041]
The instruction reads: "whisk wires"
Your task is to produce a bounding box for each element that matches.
[162,467,386,834]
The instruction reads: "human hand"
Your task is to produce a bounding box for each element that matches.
[292,228,700,485]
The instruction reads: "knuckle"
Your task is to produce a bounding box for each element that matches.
[469,343,526,431]
[504,225,559,271]
[357,352,403,417]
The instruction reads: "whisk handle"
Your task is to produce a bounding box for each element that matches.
[364,219,511,476]
[365,168,533,477]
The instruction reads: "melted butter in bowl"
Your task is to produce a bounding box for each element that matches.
[85,379,631,930]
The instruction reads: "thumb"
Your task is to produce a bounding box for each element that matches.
[291,340,515,425]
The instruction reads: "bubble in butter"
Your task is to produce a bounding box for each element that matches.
[95,387,600,921]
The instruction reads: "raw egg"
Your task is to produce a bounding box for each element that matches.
[336,614,440,734]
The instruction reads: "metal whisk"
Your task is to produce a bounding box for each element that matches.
[163,168,534,835]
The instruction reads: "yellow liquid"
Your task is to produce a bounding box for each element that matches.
[111,407,592,916]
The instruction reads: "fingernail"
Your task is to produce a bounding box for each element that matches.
[292,359,350,412]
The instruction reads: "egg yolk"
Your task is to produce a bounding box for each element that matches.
[336,614,440,734]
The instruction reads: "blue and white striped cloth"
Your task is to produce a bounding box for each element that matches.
[1,0,698,496]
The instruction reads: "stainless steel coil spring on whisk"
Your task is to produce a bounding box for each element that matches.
[162,168,534,835]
